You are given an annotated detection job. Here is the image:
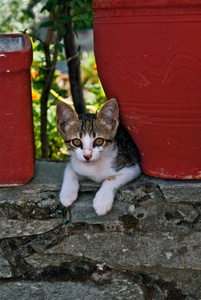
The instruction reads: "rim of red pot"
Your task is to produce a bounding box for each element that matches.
[92,0,201,9]
[0,34,32,72]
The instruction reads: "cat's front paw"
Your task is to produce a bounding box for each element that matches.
[93,188,114,216]
[60,185,79,207]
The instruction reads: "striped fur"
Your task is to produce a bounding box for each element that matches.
[57,98,141,215]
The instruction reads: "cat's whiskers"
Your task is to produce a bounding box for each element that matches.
[57,98,141,215]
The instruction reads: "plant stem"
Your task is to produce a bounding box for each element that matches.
[40,12,62,158]
[63,6,87,115]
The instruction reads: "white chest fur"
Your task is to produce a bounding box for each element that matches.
[57,98,141,216]
[71,150,117,183]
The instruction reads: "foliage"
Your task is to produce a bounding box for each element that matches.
[31,0,96,158]
[81,51,107,110]
[30,0,106,160]
[40,0,94,31]
[1,0,106,160]
[31,39,106,160]
[0,0,44,33]
[0,0,28,32]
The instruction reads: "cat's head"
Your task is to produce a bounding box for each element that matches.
[56,98,119,163]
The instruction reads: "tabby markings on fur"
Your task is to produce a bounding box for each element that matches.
[56,98,141,216]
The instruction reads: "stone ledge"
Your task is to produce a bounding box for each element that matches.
[0,160,201,299]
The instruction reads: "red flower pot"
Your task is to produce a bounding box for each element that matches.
[93,0,201,179]
[0,34,35,185]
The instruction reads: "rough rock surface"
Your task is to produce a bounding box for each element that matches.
[0,160,200,299]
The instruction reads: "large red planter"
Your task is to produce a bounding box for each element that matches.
[0,34,35,185]
[93,0,201,179]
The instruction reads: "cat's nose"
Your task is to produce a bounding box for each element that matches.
[84,154,92,161]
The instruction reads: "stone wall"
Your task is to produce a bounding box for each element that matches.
[0,160,201,299]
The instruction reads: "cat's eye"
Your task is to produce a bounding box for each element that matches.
[93,138,104,147]
[72,139,82,147]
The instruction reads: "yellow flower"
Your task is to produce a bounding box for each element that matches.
[31,69,39,81]
[32,90,40,100]
[93,64,97,71]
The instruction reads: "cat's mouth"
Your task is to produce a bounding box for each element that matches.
[85,160,94,164]
[82,158,96,164]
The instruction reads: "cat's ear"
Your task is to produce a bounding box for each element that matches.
[97,98,119,131]
[56,101,78,134]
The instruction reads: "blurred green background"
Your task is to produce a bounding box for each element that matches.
[0,0,106,160]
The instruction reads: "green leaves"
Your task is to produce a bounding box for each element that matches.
[57,16,72,23]
[40,20,54,28]
[41,0,60,13]
[54,43,65,53]
[40,0,94,31]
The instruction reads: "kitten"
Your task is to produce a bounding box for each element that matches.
[56,98,141,216]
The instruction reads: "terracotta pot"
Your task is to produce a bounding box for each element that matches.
[0,34,35,185]
[93,0,201,179]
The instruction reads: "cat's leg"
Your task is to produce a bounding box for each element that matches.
[93,164,141,216]
[60,163,79,207]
